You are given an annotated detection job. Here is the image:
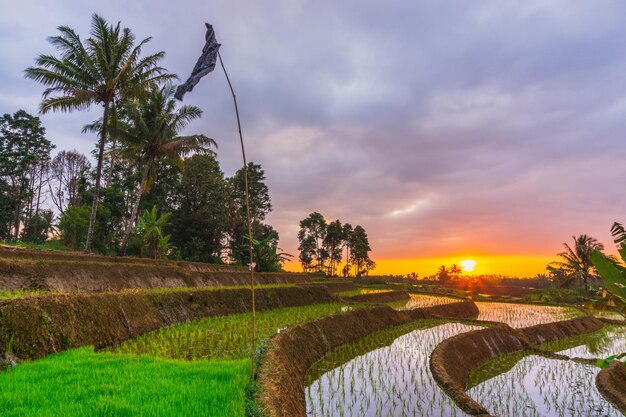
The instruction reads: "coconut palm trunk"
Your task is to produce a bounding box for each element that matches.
[119,159,152,256]
[85,101,110,252]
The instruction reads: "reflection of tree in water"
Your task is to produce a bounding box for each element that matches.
[585,330,612,355]
[555,325,626,359]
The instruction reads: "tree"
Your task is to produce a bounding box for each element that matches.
[449,264,462,280]
[228,163,272,266]
[48,150,90,212]
[25,13,174,252]
[22,210,54,244]
[590,222,626,368]
[591,222,626,304]
[249,224,292,272]
[110,86,216,255]
[349,225,374,277]
[134,206,172,259]
[230,163,272,224]
[170,154,231,263]
[549,234,604,294]
[437,265,450,285]
[297,212,328,273]
[341,223,353,277]
[323,220,344,276]
[0,110,53,241]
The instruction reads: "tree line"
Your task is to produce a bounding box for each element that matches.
[297,212,375,277]
[0,14,288,271]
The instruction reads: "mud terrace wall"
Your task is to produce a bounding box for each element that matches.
[597,361,626,414]
[0,245,248,270]
[0,258,310,291]
[256,300,479,417]
[297,281,357,294]
[346,289,410,303]
[429,316,604,416]
[0,285,334,361]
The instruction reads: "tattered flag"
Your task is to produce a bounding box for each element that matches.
[174,23,221,101]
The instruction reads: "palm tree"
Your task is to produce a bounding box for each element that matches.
[114,86,217,256]
[449,264,462,279]
[549,234,604,294]
[437,265,449,285]
[25,14,174,252]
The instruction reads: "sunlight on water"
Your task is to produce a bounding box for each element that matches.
[476,302,581,328]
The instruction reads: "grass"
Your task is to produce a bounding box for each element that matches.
[0,347,249,417]
[335,288,393,297]
[1,303,360,416]
[0,239,70,251]
[0,290,48,300]
[115,302,359,360]
[468,349,529,388]
[136,283,295,295]
[540,324,626,359]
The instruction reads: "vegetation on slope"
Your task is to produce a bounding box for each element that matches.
[0,302,359,417]
[115,303,359,360]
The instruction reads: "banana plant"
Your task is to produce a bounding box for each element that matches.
[591,222,626,368]
[591,222,626,303]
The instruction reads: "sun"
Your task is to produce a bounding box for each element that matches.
[459,259,477,273]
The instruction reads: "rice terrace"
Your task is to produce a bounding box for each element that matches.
[1,2,626,417]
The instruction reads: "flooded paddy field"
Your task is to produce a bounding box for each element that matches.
[543,324,626,360]
[306,321,482,417]
[305,300,625,417]
[475,302,582,327]
[389,293,461,310]
[469,354,621,417]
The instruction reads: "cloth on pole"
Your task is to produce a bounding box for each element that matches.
[174,23,221,101]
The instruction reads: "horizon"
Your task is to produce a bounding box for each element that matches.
[2,1,625,276]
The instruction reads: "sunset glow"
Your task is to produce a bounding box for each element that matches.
[283,255,560,278]
[459,259,477,272]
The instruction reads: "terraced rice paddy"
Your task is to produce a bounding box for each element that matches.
[545,324,626,360]
[591,309,625,321]
[403,293,461,309]
[1,302,358,417]
[469,354,621,417]
[0,347,250,417]
[337,288,393,297]
[115,303,358,360]
[475,302,582,327]
[306,322,483,417]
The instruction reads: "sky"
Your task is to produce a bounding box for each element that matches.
[1,1,626,277]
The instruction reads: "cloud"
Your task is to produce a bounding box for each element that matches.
[2,1,626,273]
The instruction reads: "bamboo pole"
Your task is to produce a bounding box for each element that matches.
[218,51,257,380]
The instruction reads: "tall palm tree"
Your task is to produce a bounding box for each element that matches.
[437,265,449,285]
[25,14,174,252]
[114,86,217,256]
[449,264,462,279]
[549,234,604,294]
